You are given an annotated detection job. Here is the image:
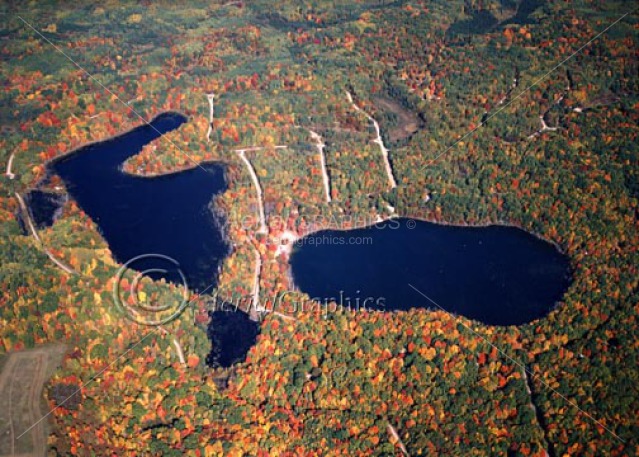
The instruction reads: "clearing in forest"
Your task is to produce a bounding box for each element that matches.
[0,345,66,457]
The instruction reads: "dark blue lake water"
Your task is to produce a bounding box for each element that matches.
[51,112,230,291]
[289,219,571,326]
[49,112,258,367]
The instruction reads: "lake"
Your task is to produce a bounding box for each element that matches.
[289,219,571,326]
[51,112,229,291]
[49,112,256,367]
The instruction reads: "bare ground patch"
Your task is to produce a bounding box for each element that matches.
[373,97,422,142]
[0,345,66,457]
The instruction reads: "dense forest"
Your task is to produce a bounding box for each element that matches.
[0,0,637,455]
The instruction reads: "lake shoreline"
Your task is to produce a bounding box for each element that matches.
[44,111,189,168]
[289,216,572,327]
[29,111,196,192]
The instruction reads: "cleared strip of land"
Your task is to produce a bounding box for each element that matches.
[309,130,332,203]
[346,91,397,189]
